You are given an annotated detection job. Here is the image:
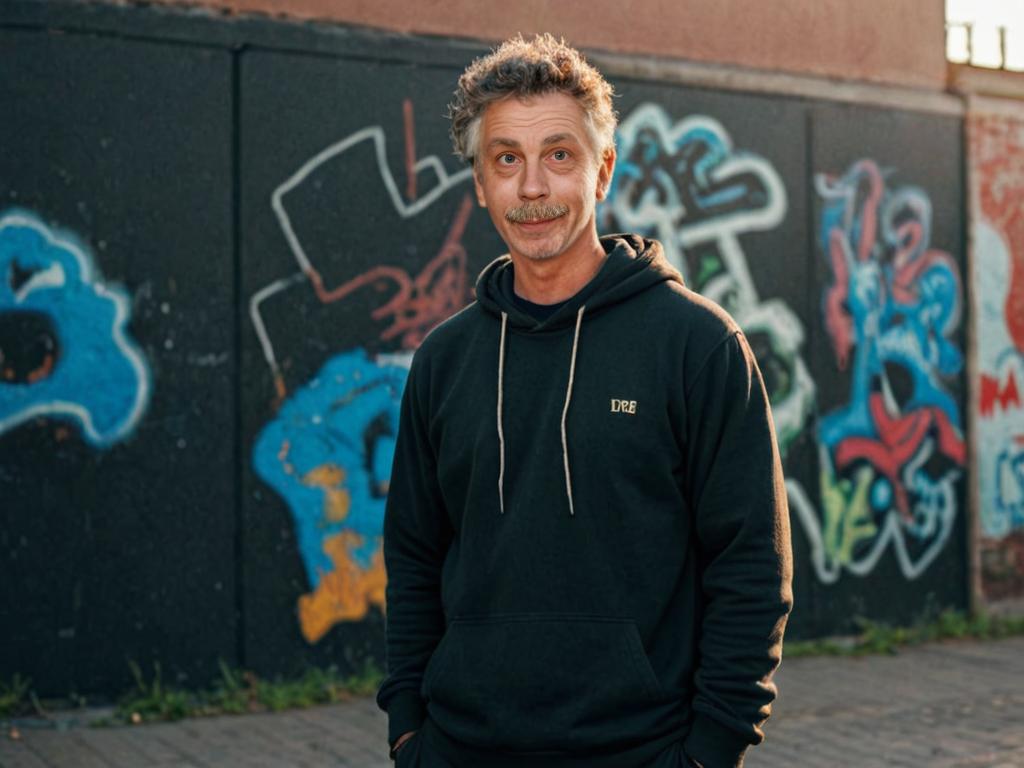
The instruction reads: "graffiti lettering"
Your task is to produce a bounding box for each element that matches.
[806,159,964,581]
[980,370,1021,417]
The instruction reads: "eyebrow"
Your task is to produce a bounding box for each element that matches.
[541,133,577,146]
[485,133,581,151]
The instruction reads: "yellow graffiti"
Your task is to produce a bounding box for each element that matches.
[302,464,352,523]
[821,465,878,565]
[298,532,387,643]
[295,462,385,644]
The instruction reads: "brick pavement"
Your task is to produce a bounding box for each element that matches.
[2,635,1022,767]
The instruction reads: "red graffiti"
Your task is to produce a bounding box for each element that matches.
[825,228,853,370]
[304,194,474,351]
[821,160,953,370]
[835,393,965,519]
[822,162,884,370]
[971,114,1024,354]
[981,369,1022,417]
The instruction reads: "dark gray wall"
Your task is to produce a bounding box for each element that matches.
[0,1,969,696]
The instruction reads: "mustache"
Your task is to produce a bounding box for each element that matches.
[504,202,569,224]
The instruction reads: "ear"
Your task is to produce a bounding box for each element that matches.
[473,166,487,208]
[595,146,616,202]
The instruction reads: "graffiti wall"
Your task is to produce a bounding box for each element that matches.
[1,3,973,696]
[969,104,1024,602]
[0,211,150,445]
[0,27,238,696]
[811,157,964,579]
[801,106,968,626]
[238,51,506,673]
[595,90,968,636]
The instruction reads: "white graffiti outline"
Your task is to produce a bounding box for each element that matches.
[611,104,787,308]
[250,126,474,381]
[0,212,151,446]
[789,420,960,584]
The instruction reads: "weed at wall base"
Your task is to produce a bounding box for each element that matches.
[784,609,1024,658]
[111,659,384,726]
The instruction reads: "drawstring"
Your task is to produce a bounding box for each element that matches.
[561,306,585,515]
[497,312,508,514]
[495,306,585,516]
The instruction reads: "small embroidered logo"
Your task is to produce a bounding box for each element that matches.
[610,398,637,415]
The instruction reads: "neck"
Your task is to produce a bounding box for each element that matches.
[511,229,606,304]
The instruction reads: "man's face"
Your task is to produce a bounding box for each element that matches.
[472,91,615,264]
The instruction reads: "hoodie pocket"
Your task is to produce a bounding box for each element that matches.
[421,614,664,750]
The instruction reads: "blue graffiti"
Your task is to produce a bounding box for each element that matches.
[811,160,965,580]
[601,104,786,282]
[253,348,407,585]
[995,447,1024,531]
[817,161,963,454]
[0,210,150,446]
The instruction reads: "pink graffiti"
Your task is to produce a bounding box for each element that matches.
[822,160,959,371]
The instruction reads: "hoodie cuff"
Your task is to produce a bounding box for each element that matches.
[385,689,426,747]
[684,713,751,768]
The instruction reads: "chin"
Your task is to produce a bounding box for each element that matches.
[520,248,563,262]
[509,232,573,262]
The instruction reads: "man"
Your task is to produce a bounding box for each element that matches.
[376,34,793,768]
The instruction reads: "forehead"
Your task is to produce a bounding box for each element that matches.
[480,92,589,146]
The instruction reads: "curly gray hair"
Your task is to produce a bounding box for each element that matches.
[448,34,617,165]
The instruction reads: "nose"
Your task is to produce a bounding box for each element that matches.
[518,159,549,201]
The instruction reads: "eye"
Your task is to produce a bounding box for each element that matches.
[498,153,518,165]
[551,149,570,161]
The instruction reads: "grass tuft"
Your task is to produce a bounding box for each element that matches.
[785,609,1024,658]
[110,660,384,725]
[0,675,32,718]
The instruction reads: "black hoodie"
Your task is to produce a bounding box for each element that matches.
[377,234,793,768]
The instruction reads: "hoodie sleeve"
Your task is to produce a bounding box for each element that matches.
[681,331,794,768]
[375,353,452,747]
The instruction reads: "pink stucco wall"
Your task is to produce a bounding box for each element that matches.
[152,0,947,89]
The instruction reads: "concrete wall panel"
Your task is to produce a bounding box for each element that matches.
[804,105,969,628]
[0,29,237,695]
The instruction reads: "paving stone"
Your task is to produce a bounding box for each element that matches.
[2,636,1022,767]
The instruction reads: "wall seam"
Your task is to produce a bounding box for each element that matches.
[962,100,982,615]
[231,44,247,671]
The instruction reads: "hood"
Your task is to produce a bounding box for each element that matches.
[474,233,683,331]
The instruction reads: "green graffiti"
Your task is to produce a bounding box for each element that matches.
[821,464,878,567]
